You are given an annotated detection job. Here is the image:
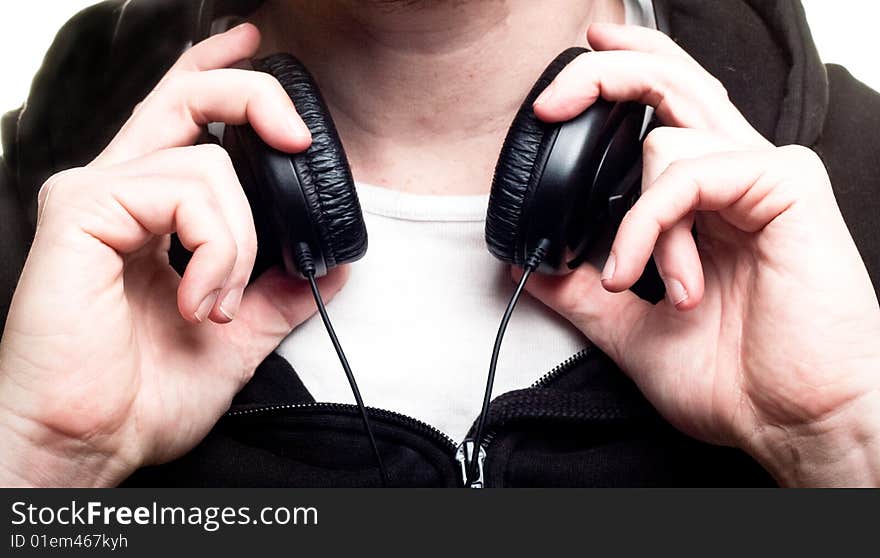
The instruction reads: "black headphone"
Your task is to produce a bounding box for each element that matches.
[222,48,648,486]
[223,47,646,279]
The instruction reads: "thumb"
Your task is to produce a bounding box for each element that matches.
[223,265,350,372]
[516,264,651,367]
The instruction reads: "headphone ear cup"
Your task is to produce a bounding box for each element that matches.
[486,47,588,268]
[258,54,367,271]
[226,54,367,277]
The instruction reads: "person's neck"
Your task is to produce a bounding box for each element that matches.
[250,1,625,195]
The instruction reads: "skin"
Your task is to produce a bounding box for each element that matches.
[249,0,625,195]
[0,1,879,487]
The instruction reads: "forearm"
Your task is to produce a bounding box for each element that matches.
[750,390,880,488]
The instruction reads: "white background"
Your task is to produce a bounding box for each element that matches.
[0,1,878,129]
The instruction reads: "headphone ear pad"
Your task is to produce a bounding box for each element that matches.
[251,54,367,272]
[486,47,588,267]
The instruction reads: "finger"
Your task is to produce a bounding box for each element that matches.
[113,179,238,324]
[111,145,258,322]
[94,69,310,166]
[130,23,263,121]
[167,22,261,74]
[516,265,651,366]
[532,51,767,147]
[587,22,690,57]
[602,147,816,292]
[44,170,239,324]
[652,216,703,310]
[222,266,350,378]
[638,127,741,309]
[641,127,748,187]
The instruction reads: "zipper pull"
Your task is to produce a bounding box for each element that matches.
[455,439,486,488]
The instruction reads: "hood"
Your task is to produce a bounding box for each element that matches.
[4,0,829,225]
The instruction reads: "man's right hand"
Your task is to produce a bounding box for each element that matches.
[0,23,347,487]
[526,23,880,487]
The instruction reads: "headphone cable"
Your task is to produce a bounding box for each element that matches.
[467,238,552,486]
[294,244,389,487]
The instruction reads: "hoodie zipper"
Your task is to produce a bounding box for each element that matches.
[455,346,594,488]
[226,402,460,485]
[226,401,457,453]
[225,347,594,488]
[530,346,594,389]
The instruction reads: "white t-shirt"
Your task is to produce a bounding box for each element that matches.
[276,0,656,442]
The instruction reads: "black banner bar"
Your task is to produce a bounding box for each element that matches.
[1,489,875,556]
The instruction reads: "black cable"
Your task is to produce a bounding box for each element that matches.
[294,244,389,487]
[467,239,552,485]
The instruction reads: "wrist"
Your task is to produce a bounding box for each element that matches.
[747,390,880,487]
[0,407,134,487]
[0,369,137,487]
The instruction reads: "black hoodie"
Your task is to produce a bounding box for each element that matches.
[1,0,879,486]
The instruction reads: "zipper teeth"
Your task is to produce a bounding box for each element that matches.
[468,347,593,487]
[227,348,595,487]
[530,346,593,389]
[476,346,594,453]
[226,401,457,451]
[470,346,594,441]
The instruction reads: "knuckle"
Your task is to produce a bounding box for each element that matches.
[642,127,675,156]
[658,159,699,193]
[572,51,591,68]
[670,56,728,100]
[130,100,145,117]
[664,158,692,178]
[256,71,279,88]
[664,55,693,79]
[556,52,592,86]
[180,176,221,212]
[157,71,189,96]
[196,142,233,166]
[707,75,729,100]
[39,168,85,208]
[174,46,196,68]
[654,29,679,48]
[777,145,831,194]
[155,73,199,116]
[172,41,208,72]
[255,72,284,96]
[618,207,639,231]
[186,144,235,184]
[779,144,822,168]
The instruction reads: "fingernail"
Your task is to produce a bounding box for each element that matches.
[664,278,689,307]
[218,287,244,321]
[534,84,555,107]
[601,253,616,282]
[195,290,221,323]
